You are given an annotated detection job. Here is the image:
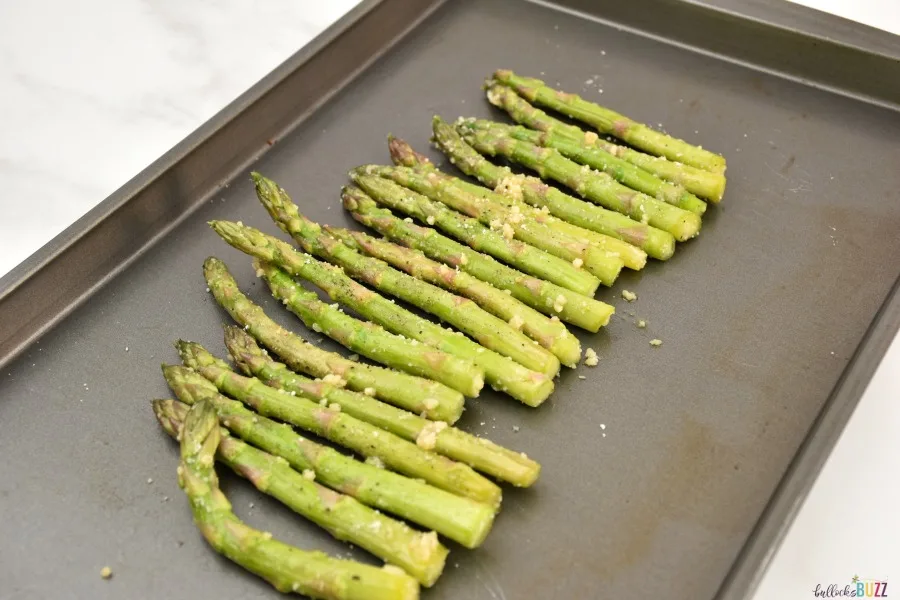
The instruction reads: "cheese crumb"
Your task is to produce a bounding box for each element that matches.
[322,374,346,387]
[584,348,599,366]
[416,421,448,450]
[508,314,525,330]
[365,456,385,469]
[100,567,113,580]
[584,131,599,145]
[459,254,468,265]
[572,258,584,269]
[423,398,439,411]
[650,339,663,347]
[302,469,316,480]
[621,289,637,302]
[328,403,342,412]
[426,215,436,225]
[501,223,515,239]
[512,425,520,432]
[495,176,525,202]
[404,217,413,223]
[489,219,502,230]
[363,387,377,397]
[637,319,647,328]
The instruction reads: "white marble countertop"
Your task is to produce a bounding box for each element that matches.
[0,0,897,597]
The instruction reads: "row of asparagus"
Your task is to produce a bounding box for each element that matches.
[156,70,725,598]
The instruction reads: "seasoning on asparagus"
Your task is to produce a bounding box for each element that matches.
[360,165,627,282]
[163,364,497,548]
[492,69,727,174]
[251,174,562,379]
[178,340,501,506]
[482,84,726,202]
[174,399,420,599]
[352,173,599,296]
[154,399,448,586]
[256,260,483,396]
[224,326,541,486]
[203,257,464,423]
[456,119,702,242]
[324,226,581,367]
[367,160,647,271]
[343,187,613,332]
[423,119,676,260]
[210,224,554,407]
[475,112,707,217]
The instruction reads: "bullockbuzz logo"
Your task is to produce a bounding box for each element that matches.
[812,575,889,598]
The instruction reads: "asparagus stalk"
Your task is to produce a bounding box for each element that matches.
[365,162,646,272]
[203,257,464,423]
[155,399,447,586]
[343,187,613,332]
[252,174,562,379]
[224,327,541,486]
[423,120,676,260]
[163,365,497,548]
[178,340,502,506]
[256,260,483,397]
[174,399,420,599]
[359,165,627,282]
[456,120,702,242]
[324,226,580,367]
[492,69,727,174]
[352,173,599,297]
[482,85,726,202]
[475,112,707,217]
[211,224,554,408]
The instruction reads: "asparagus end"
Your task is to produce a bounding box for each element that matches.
[388,136,432,168]
[152,399,187,439]
[176,340,230,371]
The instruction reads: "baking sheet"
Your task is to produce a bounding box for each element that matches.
[1,0,899,598]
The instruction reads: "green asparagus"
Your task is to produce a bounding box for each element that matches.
[475,107,708,216]
[178,340,502,506]
[203,257,464,423]
[486,88,726,201]
[424,119,676,260]
[256,260,483,397]
[174,399,420,599]
[492,69,727,174]
[154,399,447,586]
[324,226,581,367]
[367,160,647,271]
[210,224,554,407]
[163,365,496,548]
[352,173,599,296]
[456,120,702,241]
[224,326,541,486]
[359,165,626,283]
[343,187,613,332]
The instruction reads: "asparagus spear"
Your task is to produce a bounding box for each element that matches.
[352,173,599,297]
[174,399,420,599]
[388,158,650,270]
[474,113,707,217]
[203,257,464,423]
[324,226,581,367]
[163,365,496,548]
[211,224,554,407]
[364,163,645,272]
[482,85,726,202]
[343,187,613,332]
[252,174,563,380]
[256,260,483,397]
[155,399,447,586]
[456,120,702,242]
[178,340,502,506]
[492,69,727,174]
[359,165,627,282]
[224,327,541,486]
[423,120,676,260]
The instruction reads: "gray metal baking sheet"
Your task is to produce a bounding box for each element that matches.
[2,0,899,598]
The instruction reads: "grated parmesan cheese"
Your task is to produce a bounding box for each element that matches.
[416,421,448,450]
[584,348,599,367]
